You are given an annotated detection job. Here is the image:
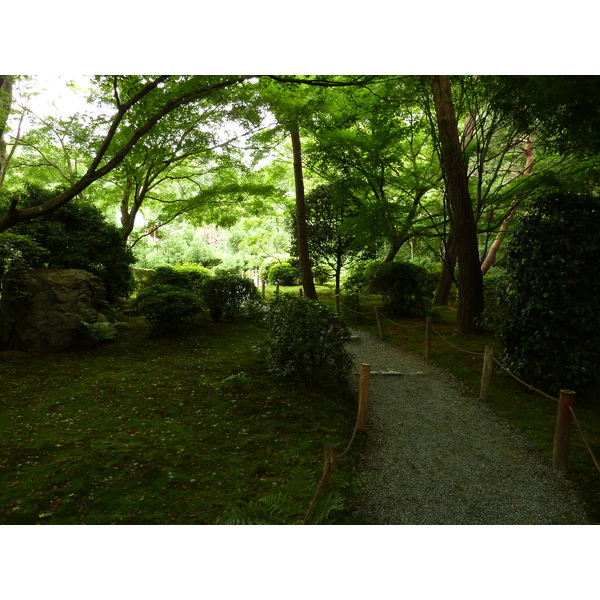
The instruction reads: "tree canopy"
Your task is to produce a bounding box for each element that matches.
[1,74,598,334]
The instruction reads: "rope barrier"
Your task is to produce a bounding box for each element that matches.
[379,312,422,329]
[302,363,366,523]
[491,356,559,402]
[339,302,374,316]
[302,461,332,525]
[431,325,483,356]
[569,406,600,476]
[338,404,361,459]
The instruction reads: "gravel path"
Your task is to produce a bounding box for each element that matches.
[345,329,589,525]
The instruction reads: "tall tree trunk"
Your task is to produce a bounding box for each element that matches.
[430,75,484,333]
[0,76,14,187]
[434,227,457,305]
[289,120,317,299]
[480,135,534,275]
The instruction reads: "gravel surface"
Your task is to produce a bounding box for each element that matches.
[345,329,589,525]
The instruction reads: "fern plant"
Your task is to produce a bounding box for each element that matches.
[222,465,350,525]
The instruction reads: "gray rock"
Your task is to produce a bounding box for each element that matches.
[0,268,108,353]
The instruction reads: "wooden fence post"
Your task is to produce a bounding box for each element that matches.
[299,288,303,297]
[335,294,340,315]
[323,443,338,476]
[425,316,432,360]
[479,345,494,401]
[357,364,371,431]
[553,389,576,471]
[261,280,266,298]
[374,307,384,340]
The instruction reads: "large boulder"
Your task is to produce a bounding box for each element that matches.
[0,268,109,353]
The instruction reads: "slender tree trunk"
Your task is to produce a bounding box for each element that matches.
[430,75,484,333]
[289,120,317,299]
[480,135,534,275]
[383,233,410,262]
[0,76,14,187]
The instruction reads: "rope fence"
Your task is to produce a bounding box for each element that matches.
[302,363,370,524]
[335,294,600,479]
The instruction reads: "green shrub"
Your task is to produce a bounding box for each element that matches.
[172,263,214,293]
[131,283,203,336]
[499,193,600,393]
[265,295,352,387]
[478,267,511,330]
[365,261,436,316]
[146,266,196,291]
[200,275,261,322]
[268,262,300,286]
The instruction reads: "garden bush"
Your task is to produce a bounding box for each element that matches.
[498,193,600,393]
[478,267,511,330]
[267,262,300,286]
[131,283,204,336]
[145,266,197,291]
[172,263,214,293]
[200,275,261,322]
[365,261,436,316]
[138,264,214,296]
[265,295,352,387]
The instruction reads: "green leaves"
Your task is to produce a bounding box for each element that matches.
[265,294,352,387]
[499,193,600,392]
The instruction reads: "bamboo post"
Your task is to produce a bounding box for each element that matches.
[479,345,494,401]
[262,280,266,298]
[357,364,371,431]
[553,389,576,471]
[374,306,384,340]
[335,294,340,315]
[425,316,432,360]
[323,443,338,476]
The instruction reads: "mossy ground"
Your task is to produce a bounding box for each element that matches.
[0,305,358,525]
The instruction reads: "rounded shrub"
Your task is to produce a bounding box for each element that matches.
[265,295,352,387]
[365,261,436,316]
[146,266,197,291]
[342,260,374,295]
[131,283,203,336]
[267,262,300,286]
[200,275,261,322]
[172,263,214,293]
